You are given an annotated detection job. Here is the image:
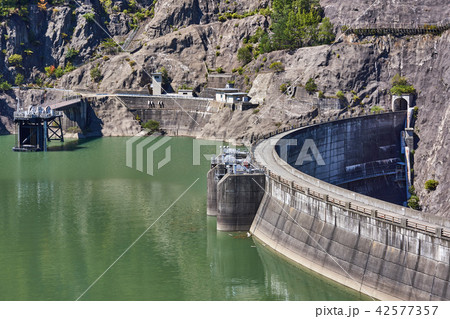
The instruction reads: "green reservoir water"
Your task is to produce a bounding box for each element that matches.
[0,135,369,301]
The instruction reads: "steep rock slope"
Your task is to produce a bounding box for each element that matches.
[321,0,450,27]
[0,0,449,216]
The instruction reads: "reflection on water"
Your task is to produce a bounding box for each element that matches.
[0,135,366,301]
[254,241,370,301]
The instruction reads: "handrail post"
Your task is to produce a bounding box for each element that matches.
[401,218,407,228]
[436,227,443,238]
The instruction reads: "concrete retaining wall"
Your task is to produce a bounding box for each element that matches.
[217,173,265,231]
[120,95,216,136]
[251,176,450,300]
[118,95,214,111]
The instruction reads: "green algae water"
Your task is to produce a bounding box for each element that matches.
[0,135,369,301]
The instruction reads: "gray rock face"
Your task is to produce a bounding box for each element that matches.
[321,0,450,27]
[145,0,269,38]
[0,0,449,216]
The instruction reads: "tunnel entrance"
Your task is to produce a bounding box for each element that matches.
[393,98,408,111]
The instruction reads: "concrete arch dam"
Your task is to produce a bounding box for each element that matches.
[250,111,450,301]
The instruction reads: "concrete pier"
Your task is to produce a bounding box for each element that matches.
[217,173,265,231]
[207,164,226,216]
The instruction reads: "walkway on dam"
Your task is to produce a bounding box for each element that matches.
[253,127,448,236]
[48,98,82,110]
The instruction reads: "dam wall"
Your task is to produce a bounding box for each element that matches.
[251,173,450,301]
[279,112,406,204]
[118,95,216,136]
[250,112,450,300]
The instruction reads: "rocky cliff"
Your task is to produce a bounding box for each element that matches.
[0,0,449,216]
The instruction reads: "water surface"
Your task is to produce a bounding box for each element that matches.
[0,135,369,300]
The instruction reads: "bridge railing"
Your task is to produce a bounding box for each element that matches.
[250,110,450,240]
[14,110,63,119]
[344,23,450,36]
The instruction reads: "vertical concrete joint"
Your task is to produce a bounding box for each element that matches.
[401,218,407,228]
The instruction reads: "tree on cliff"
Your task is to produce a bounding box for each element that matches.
[249,0,335,53]
[390,74,416,95]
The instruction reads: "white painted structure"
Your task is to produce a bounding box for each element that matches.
[178,89,194,96]
[391,94,412,112]
[151,72,162,95]
[215,90,249,104]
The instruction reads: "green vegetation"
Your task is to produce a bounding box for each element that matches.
[0,0,31,17]
[336,90,345,100]
[217,8,265,22]
[35,76,43,87]
[8,54,23,66]
[44,62,75,79]
[15,73,24,86]
[66,48,79,60]
[407,195,420,210]
[237,44,254,65]
[216,67,224,73]
[90,64,102,82]
[305,77,317,93]
[54,66,64,78]
[318,90,325,98]
[100,38,121,54]
[178,83,193,90]
[142,119,160,133]
[159,67,170,86]
[245,0,334,54]
[45,65,56,77]
[370,105,385,114]
[279,83,288,93]
[64,61,75,73]
[0,80,11,91]
[232,66,244,75]
[83,12,95,22]
[413,106,419,119]
[100,0,113,10]
[424,179,439,191]
[252,109,260,114]
[0,74,11,91]
[390,74,416,95]
[269,61,284,72]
